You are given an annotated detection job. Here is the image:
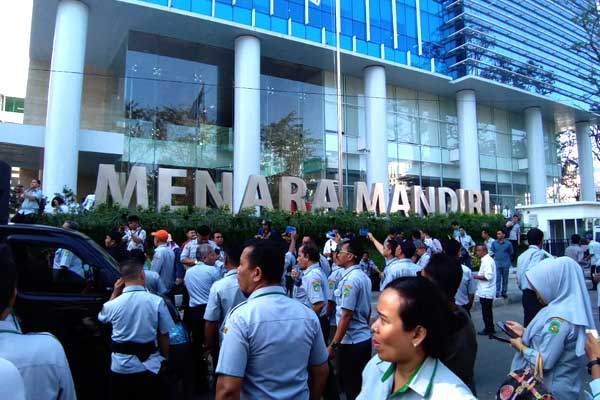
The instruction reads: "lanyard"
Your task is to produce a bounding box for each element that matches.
[252,291,287,300]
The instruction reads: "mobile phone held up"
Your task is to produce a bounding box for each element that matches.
[496,321,519,339]
[359,228,369,237]
[285,226,297,234]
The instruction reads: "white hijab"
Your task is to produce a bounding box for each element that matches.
[524,257,594,356]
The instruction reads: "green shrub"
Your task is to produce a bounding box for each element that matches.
[39,205,505,266]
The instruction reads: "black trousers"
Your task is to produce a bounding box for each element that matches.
[184,304,208,391]
[480,298,494,333]
[522,289,543,327]
[460,303,472,317]
[335,339,371,400]
[110,371,162,400]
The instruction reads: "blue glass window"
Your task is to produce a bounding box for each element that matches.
[172,0,191,10]
[191,0,211,15]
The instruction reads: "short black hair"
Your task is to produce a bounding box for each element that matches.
[411,230,422,240]
[300,244,320,263]
[245,240,285,284]
[458,225,465,230]
[571,234,581,245]
[63,220,79,231]
[127,215,140,223]
[198,225,211,236]
[107,230,122,242]
[451,221,459,226]
[119,259,144,280]
[0,245,17,313]
[527,228,544,246]
[32,178,41,185]
[443,239,461,258]
[223,242,244,267]
[398,240,416,259]
[481,228,490,235]
[423,253,462,303]
[186,227,196,233]
[341,239,363,263]
[386,277,448,359]
[127,249,147,265]
[385,239,398,255]
[51,196,65,206]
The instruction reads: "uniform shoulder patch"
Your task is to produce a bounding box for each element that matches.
[312,280,321,292]
[343,284,352,296]
[548,319,561,335]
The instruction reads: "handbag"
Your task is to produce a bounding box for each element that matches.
[496,354,554,400]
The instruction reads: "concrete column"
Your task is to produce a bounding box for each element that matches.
[576,121,596,201]
[456,90,481,190]
[525,107,547,205]
[364,66,389,202]
[233,36,261,212]
[42,0,88,198]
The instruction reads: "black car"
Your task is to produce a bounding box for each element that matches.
[0,224,196,399]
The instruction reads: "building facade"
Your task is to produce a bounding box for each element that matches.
[0,0,597,211]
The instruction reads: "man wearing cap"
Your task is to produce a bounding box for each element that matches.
[255,219,277,240]
[379,240,420,289]
[151,230,175,292]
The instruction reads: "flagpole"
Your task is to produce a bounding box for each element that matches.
[335,0,344,207]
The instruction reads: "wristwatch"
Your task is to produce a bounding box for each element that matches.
[330,341,340,350]
[587,358,600,375]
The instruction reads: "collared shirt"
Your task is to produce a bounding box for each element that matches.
[509,223,520,241]
[216,286,328,400]
[380,258,420,290]
[145,270,168,295]
[565,245,585,264]
[502,208,512,219]
[586,379,600,400]
[180,239,218,262]
[323,238,337,258]
[328,265,344,325]
[19,188,42,215]
[380,258,399,291]
[124,227,146,252]
[0,314,76,400]
[357,356,475,399]
[589,240,600,266]
[491,239,513,268]
[459,234,475,252]
[294,263,329,317]
[476,254,496,299]
[484,238,495,256]
[0,357,25,400]
[335,265,372,344]
[319,254,331,277]
[184,262,220,307]
[151,244,175,291]
[516,245,551,290]
[455,264,477,306]
[52,248,85,278]
[204,269,246,343]
[98,286,174,374]
[416,252,430,269]
[359,259,377,275]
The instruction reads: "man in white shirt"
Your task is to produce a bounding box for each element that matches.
[323,229,339,263]
[473,244,496,336]
[123,215,146,252]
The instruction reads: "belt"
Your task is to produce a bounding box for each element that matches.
[111,341,157,362]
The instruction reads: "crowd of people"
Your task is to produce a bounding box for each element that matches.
[3,211,600,400]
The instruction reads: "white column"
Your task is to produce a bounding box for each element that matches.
[456,90,481,190]
[42,0,88,198]
[576,121,596,202]
[233,36,261,212]
[364,66,389,203]
[525,107,546,205]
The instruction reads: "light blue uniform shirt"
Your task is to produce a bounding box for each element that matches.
[0,314,76,400]
[455,264,477,307]
[293,263,329,317]
[357,356,475,400]
[335,265,372,344]
[151,244,175,291]
[380,258,399,291]
[184,262,220,307]
[52,248,85,278]
[216,286,328,400]
[318,254,331,277]
[380,258,420,290]
[144,270,168,295]
[0,357,25,400]
[98,285,175,374]
[510,318,584,400]
[328,265,344,325]
[516,245,551,290]
[491,240,513,268]
[204,269,246,343]
[18,188,42,215]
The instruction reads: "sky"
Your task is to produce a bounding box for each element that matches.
[0,0,33,97]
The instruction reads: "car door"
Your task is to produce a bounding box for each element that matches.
[6,234,117,400]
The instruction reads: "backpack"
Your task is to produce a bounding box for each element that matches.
[496,354,554,400]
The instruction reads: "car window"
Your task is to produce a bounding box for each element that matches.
[9,241,102,294]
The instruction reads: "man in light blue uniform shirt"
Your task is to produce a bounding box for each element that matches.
[204,242,246,355]
[52,221,85,280]
[11,178,42,223]
[366,233,399,291]
[183,243,220,391]
[0,246,76,400]
[180,225,218,267]
[150,229,175,292]
[216,240,329,400]
[302,235,332,277]
[98,259,174,399]
[380,240,420,290]
[294,244,330,340]
[328,239,372,400]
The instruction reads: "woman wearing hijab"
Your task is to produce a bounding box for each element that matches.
[505,256,595,399]
[357,277,475,399]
